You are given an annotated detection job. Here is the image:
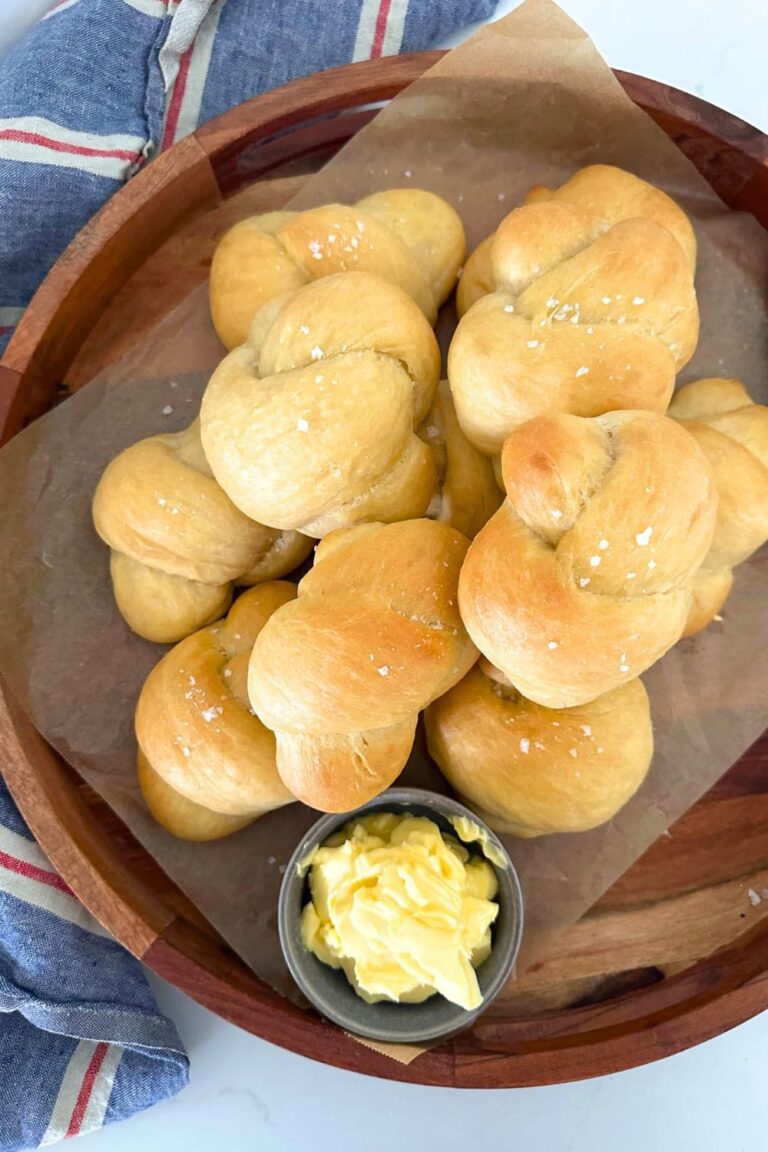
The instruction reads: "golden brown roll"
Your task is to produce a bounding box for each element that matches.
[425,661,653,837]
[136,582,297,840]
[209,189,466,349]
[247,520,478,813]
[418,381,502,538]
[201,272,441,536]
[458,410,717,708]
[456,164,696,319]
[448,165,699,454]
[93,421,312,642]
[669,378,768,635]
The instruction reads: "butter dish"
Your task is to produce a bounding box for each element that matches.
[278,788,524,1044]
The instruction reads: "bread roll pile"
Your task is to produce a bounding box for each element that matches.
[90,172,766,842]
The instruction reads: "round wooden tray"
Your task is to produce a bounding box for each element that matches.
[2,53,768,1088]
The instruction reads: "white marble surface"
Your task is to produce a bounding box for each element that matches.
[2,1,768,1148]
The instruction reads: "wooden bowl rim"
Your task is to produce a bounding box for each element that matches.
[2,52,768,1088]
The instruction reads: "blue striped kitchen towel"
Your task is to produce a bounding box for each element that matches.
[0,777,188,1151]
[0,1,497,1147]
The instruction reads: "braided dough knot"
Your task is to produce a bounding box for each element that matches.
[201,271,442,536]
[248,520,478,812]
[93,420,310,641]
[458,410,718,707]
[449,165,699,454]
[135,583,298,840]
[210,189,466,349]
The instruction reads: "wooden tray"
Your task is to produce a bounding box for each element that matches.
[2,53,768,1088]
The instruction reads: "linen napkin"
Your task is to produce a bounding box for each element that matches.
[0,777,188,1151]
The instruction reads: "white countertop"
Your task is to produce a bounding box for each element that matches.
[2,1,767,1149]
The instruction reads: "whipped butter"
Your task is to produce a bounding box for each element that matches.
[300,812,499,1010]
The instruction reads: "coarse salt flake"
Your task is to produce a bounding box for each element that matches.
[520,738,530,754]
[550,508,563,519]
[310,346,324,360]
[636,526,653,546]
[575,366,589,377]
[299,324,310,335]
[503,303,515,313]
[296,417,309,433]
[599,539,609,550]
[579,577,591,587]
[580,724,592,737]
[162,404,173,415]
[590,555,602,567]
[632,295,645,305]
[527,339,539,348]
[377,665,389,676]
[547,641,558,650]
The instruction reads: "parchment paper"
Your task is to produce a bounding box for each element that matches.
[1,0,767,1013]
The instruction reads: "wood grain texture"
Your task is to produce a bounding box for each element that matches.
[1,55,768,1087]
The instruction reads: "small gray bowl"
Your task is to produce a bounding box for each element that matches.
[278,787,524,1045]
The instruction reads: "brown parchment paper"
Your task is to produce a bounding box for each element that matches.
[1,0,768,1031]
